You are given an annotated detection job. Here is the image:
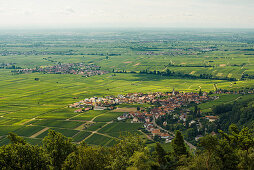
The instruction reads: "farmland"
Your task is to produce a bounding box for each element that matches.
[0,29,253,146]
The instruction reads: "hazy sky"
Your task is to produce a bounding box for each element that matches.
[0,0,253,29]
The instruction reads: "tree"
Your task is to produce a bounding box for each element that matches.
[172,131,188,157]
[155,143,167,166]
[166,69,171,76]
[0,134,49,169]
[8,132,27,145]
[216,138,239,169]
[63,145,110,170]
[110,134,145,169]
[128,150,158,170]
[43,130,76,169]
[199,135,218,170]
[199,88,202,96]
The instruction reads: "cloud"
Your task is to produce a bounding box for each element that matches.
[65,7,75,14]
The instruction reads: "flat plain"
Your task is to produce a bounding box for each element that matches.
[0,30,253,145]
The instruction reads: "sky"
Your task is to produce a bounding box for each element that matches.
[0,0,253,29]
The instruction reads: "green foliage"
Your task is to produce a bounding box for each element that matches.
[43,130,76,169]
[216,97,254,131]
[128,150,158,170]
[0,136,48,169]
[172,131,188,157]
[63,145,110,170]
[185,125,254,170]
[7,132,27,145]
[110,134,146,169]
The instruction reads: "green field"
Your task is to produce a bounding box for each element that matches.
[70,110,108,121]
[72,131,92,142]
[98,122,143,137]
[36,127,79,138]
[84,133,117,146]
[86,122,106,131]
[28,119,84,129]
[0,30,253,146]
[93,112,124,122]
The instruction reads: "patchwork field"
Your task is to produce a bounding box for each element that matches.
[0,30,253,146]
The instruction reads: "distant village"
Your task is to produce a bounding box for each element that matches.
[0,63,22,69]
[69,89,221,142]
[12,63,108,77]
[136,47,216,56]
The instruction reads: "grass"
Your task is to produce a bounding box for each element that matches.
[0,137,10,146]
[36,127,79,138]
[85,133,115,146]
[0,118,23,125]
[107,131,143,138]
[24,137,43,145]
[38,108,77,120]
[70,110,108,121]
[29,119,84,129]
[14,126,45,137]
[99,122,143,134]
[72,131,92,142]
[86,122,106,131]
[196,94,242,112]
[0,125,23,136]
[93,112,124,122]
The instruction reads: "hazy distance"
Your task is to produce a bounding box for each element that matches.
[0,0,253,29]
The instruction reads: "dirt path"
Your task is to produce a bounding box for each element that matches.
[20,118,36,125]
[79,121,113,144]
[30,127,49,138]
[90,114,104,122]
[138,130,154,141]
[96,132,119,140]
[66,112,85,121]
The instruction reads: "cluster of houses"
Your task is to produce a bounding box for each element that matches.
[137,51,196,56]
[69,88,254,142]
[0,50,77,56]
[0,63,21,69]
[70,89,214,108]
[136,47,216,56]
[12,63,108,77]
[69,89,218,141]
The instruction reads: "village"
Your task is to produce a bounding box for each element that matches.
[69,89,222,143]
[12,63,108,77]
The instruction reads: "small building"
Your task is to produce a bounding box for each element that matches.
[151,129,161,136]
[195,135,204,141]
[160,133,170,139]
[145,117,151,122]
[84,108,91,111]
[165,137,174,143]
[74,109,83,113]
[117,116,126,121]
[94,106,107,110]
[131,117,139,123]
[205,116,218,122]
[189,120,196,126]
